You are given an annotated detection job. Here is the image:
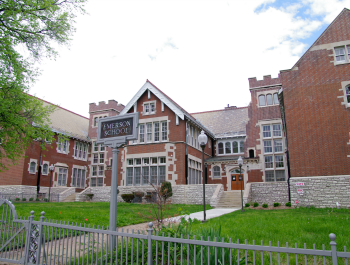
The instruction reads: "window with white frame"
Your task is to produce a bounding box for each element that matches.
[91,141,105,185]
[143,102,156,115]
[57,167,68,186]
[217,139,244,155]
[187,124,208,150]
[213,166,221,178]
[90,166,103,187]
[262,123,285,182]
[29,161,37,174]
[42,163,49,175]
[72,167,86,188]
[346,85,350,103]
[126,156,166,186]
[334,46,350,63]
[188,159,202,184]
[258,93,279,107]
[57,139,69,154]
[73,141,88,160]
[136,121,167,144]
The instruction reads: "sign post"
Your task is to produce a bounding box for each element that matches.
[96,113,139,251]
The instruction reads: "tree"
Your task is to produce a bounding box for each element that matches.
[0,0,86,170]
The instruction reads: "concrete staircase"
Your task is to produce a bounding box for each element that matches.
[215,191,242,208]
[62,193,78,202]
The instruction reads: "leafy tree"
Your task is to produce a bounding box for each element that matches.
[0,0,86,170]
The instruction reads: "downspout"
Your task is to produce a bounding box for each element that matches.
[278,88,291,202]
[185,121,188,185]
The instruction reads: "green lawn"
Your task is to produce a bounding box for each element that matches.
[189,207,350,249]
[12,202,210,227]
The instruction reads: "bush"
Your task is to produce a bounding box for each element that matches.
[245,203,250,207]
[285,202,292,207]
[22,198,26,201]
[15,198,20,201]
[253,202,259,207]
[44,198,48,202]
[262,203,268,208]
[134,191,145,198]
[35,198,40,201]
[86,194,94,200]
[121,194,134,203]
[273,202,280,207]
[160,181,173,200]
[29,197,34,201]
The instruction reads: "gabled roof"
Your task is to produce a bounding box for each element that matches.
[191,107,248,138]
[120,80,215,138]
[39,99,90,142]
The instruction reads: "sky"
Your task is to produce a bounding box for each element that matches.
[29,0,350,118]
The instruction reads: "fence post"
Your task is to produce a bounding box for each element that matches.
[24,211,35,265]
[147,222,153,265]
[36,211,45,264]
[329,233,338,265]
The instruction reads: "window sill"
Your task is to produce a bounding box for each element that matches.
[335,61,350,66]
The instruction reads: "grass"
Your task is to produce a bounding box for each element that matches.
[12,201,210,227]
[190,207,350,249]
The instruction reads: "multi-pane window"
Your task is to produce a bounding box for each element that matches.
[139,124,145,143]
[147,123,152,142]
[57,140,68,153]
[258,93,279,107]
[93,154,98,164]
[72,168,86,188]
[136,121,167,144]
[217,140,244,155]
[42,163,48,175]
[74,141,88,160]
[91,141,105,185]
[126,156,166,186]
[188,159,202,184]
[187,124,205,150]
[335,46,346,62]
[99,153,104,164]
[154,122,160,141]
[29,161,36,173]
[213,166,221,178]
[144,102,156,114]
[161,122,167,141]
[262,123,285,182]
[57,168,68,186]
[346,85,350,103]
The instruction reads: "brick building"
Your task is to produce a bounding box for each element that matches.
[1,9,350,207]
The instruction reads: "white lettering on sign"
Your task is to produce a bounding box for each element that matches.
[296,182,304,186]
[297,189,304,194]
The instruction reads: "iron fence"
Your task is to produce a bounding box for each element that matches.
[0,199,350,264]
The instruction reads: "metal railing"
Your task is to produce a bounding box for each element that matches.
[1,212,350,264]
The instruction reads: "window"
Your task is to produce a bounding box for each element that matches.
[213,166,221,178]
[146,123,152,142]
[150,103,155,113]
[57,168,68,186]
[143,102,156,115]
[94,117,98,127]
[264,140,272,153]
[266,94,273,105]
[42,163,49,175]
[57,139,68,154]
[72,168,86,188]
[263,125,271,138]
[188,158,202,184]
[136,121,167,144]
[74,141,88,160]
[99,153,104,164]
[335,46,346,62]
[346,85,350,103]
[273,93,279,104]
[161,122,167,141]
[274,140,283,152]
[93,154,98,164]
[154,122,159,141]
[126,156,167,186]
[265,156,273,169]
[273,124,282,137]
[139,124,145,143]
[217,139,244,155]
[259,95,266,106]
[29,161,36,174]
[145,104,150,114]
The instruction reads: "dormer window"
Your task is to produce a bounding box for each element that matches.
[143,101,156,115]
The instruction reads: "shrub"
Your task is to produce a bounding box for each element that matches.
[29,197,34,201]
[15,198,20,201]
[285,202,292,207]
[22,198,26,201]
[253,202,259,207]
[86,194,94,200]
[121,194,134,203]
[245,203,250,207]
[160,181,173,201]
[134,191,145,198]
[44,198,48,202]
[273,202,280,207]
[262,203,268,208]
[35,198,40,201]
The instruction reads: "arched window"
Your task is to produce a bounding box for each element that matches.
[225,142,231,154]
[266,94,273,105]
[258,95,265,106]
[213,166,221,178]
[249,149,255,158]
[273,93,279,104]
[29,161,36,173]
[218,143,224,154]
[42,164,48,175]
[240,141,244,153]
[346,86,350,103]
[94,117,98,126]
[232,141,238,153]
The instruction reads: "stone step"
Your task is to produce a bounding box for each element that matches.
[62,193,77,202]
[215,190,243,208]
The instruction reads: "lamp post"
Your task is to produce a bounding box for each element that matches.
[238,156,244,212]
[49,164,54,202]
[198,130,208,222]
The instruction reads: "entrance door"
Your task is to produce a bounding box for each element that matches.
[231,174,244,190]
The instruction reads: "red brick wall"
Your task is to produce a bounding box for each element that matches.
[280,10,350,177]
[248,170,263,182]
[0,155,25,185]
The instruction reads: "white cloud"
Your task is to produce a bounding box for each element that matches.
[28,0,344,117]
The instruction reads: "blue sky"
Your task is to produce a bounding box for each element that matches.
[29,0,350,117]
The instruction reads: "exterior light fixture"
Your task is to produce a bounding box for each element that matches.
[49,164,55,202]
[238,156,244,212]
[198,130,208,221]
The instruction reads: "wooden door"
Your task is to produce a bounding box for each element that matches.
[231,174,244,190]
